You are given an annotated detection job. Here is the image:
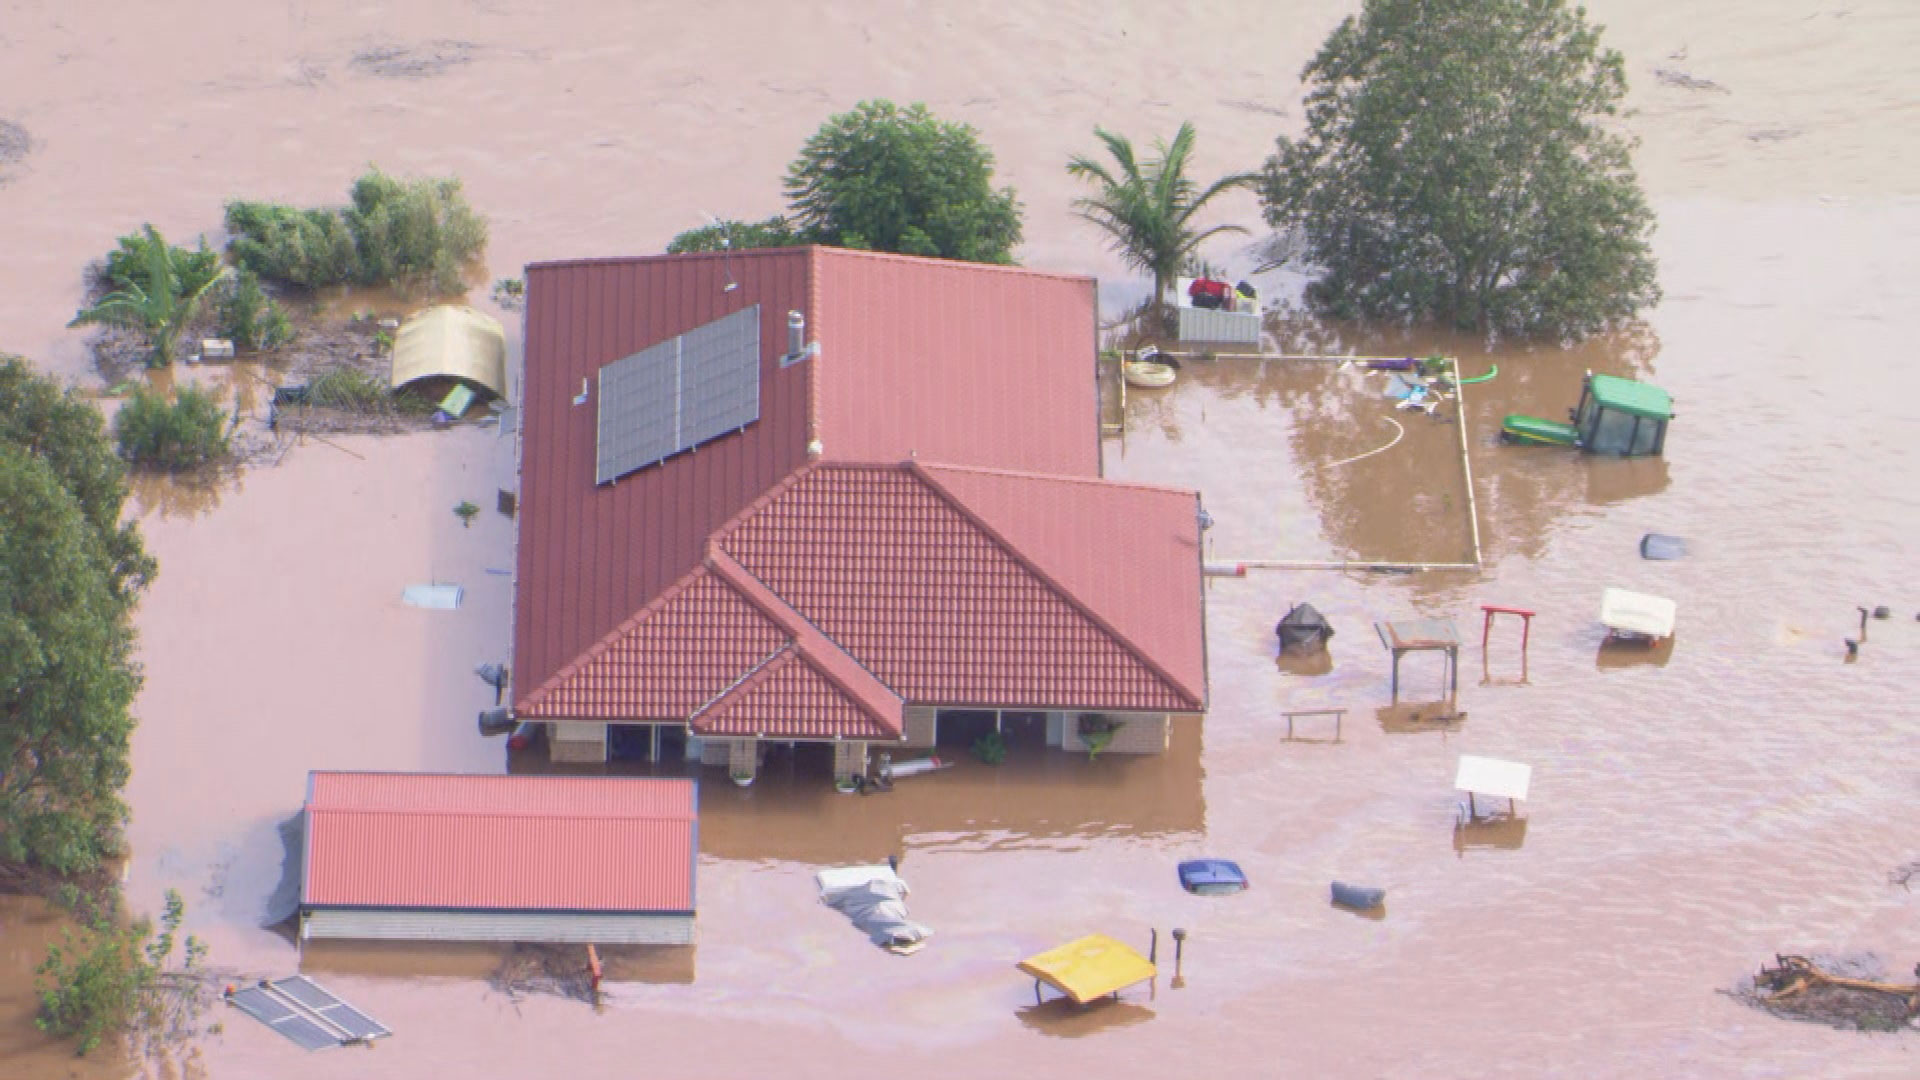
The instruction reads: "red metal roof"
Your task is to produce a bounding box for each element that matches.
[513,247,1205,727]
[514,251,814,706]
[302,773,695,913]
[811,249,1099,475]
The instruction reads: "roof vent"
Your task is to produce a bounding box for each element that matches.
[782,311,816,367]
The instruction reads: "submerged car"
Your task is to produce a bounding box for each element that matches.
[1501,373,1673,457]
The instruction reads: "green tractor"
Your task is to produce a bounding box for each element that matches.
[1501,373,1673,457]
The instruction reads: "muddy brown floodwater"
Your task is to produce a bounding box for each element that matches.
[3,1,1918,1077]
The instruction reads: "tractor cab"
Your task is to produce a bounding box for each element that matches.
[1501,373,1672,457]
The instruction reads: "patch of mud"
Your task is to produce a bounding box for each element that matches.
[1729,954,1920,1034]
[350,40,479,78]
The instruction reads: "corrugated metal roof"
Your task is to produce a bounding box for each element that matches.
[515,251,814,707]
[811,249,1099,475]
[303,773,695,913]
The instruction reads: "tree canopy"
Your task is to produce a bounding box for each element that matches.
[1067,123,1255,308]
[782,100,1023,262]
[1260,0,1660,339]
[0,357,150,874]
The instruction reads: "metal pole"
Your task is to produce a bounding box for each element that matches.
[1172,928,1187,979]
[1219,558,1482,572]
[1452,357,1485,570]
[1149,927,1158,964]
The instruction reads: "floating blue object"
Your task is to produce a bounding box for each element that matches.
[1178,859,1248,895]
[1330,881,1386,909]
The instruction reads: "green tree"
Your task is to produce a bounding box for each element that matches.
[101,230,220,296]
[37,889,207,1056]
[69,226,228,367]
[1068,123,1256,311]
[0,444,140,874]
[0,358,150,874]
[1260,0,1660,339]
[0,356,155,601]
[225,165,488,294]
[783,100,1023,263]
[112,385,231,471]
[666,215,800,254]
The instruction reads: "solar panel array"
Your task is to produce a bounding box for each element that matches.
[225,976,392,1050]
[596,304,761,484]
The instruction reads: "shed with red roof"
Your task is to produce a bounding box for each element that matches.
[299,772,697,945]
[511,247,1207,782]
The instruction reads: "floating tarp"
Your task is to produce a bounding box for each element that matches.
[401,584,463,610]
[1019,934,1157,1005]
[816,864,932,953]
[1455,754,1532,801]
[224,976,391,1050]
[1600,587,1676,639]
[390,305,508,402]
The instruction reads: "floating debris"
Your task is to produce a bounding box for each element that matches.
[1733,954,1920,1033]
[1654,66,1727,92]
[224,976,391,1050]
[350,40,478,78]
[1639,533,1687,560]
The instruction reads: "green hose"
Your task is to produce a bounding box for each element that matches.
[1457,364,1498,384]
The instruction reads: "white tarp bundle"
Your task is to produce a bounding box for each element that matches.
[815,864,932,953]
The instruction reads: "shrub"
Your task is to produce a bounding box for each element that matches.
[101,230,220,295]
[970,730,1007,766]
[113,385,230,470]
[306,366,391,410]
[215,269,293,351]
[222,201,359,288]
[37,889,207,1056]
[224,166,488,294]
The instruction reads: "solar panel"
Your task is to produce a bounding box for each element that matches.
[596,305,761,484]
[225,977,393,1050]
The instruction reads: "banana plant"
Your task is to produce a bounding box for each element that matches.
[69,225,227,368]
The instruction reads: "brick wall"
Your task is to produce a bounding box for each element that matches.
[902,707,937,748]
[833,741,867,782]
[1059,713,1169,755]
[549,722,608,763]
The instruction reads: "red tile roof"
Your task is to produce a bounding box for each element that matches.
[717,463,1201,711]
[302,773,695,913]
[690,645,898,739]
[513,247,1207,731]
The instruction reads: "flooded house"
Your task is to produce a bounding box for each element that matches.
[508,247,1208,784]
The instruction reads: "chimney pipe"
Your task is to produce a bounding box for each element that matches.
[787,311,805,358]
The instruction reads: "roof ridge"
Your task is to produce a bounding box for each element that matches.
[526,248,810,274]
[686,642,795,725]
[705,548,903,734]
[515,561,736,712]
[907,461,1205,710]
[913,460,1201,499]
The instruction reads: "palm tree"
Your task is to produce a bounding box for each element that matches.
[1067,123,1256,313]
[69,225,226,368]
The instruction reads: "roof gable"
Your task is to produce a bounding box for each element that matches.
[717,464,1200,711]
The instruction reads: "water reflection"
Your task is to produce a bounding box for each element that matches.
[509,722,1207,865]
[1596,636,1677,671]
[1452,815,1530,857]
[1376,704,1466,735]
[1016,997,1155,1038]
[129,462,245,520]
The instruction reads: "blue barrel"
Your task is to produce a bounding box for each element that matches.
[1330,881,1385,909]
